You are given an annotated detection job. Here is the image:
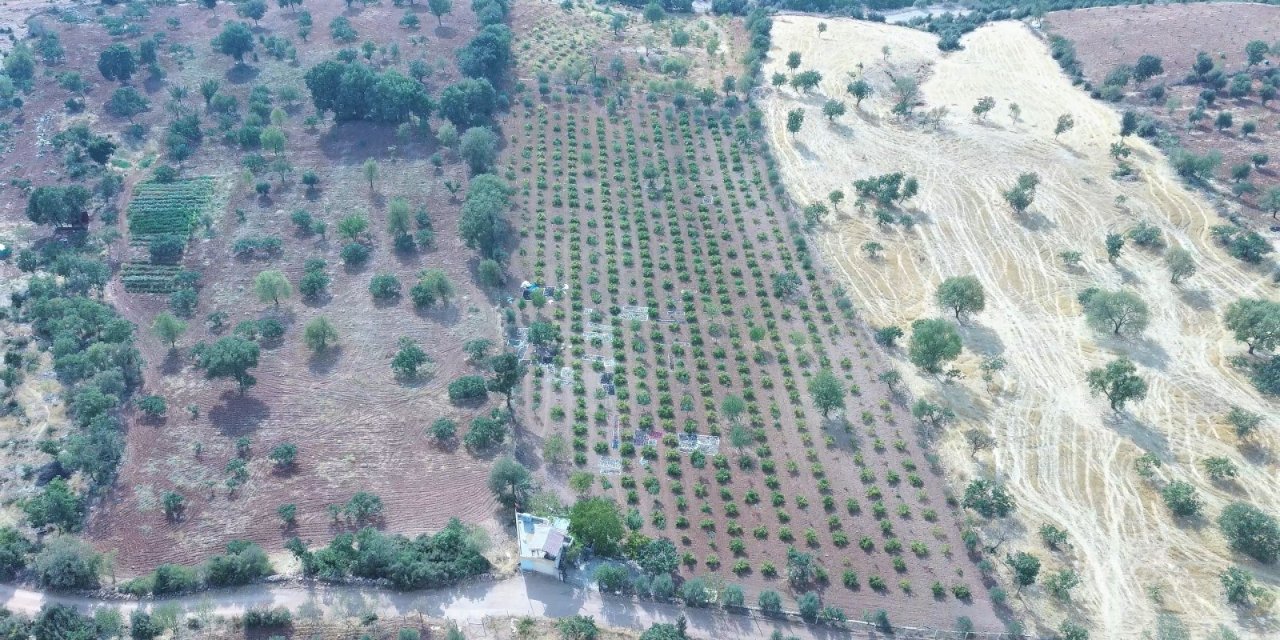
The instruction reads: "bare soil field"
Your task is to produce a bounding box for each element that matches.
[761,14,1280,639]
[0,1,510,572]
[504,1,1001,632]
[1045,3,1280,218]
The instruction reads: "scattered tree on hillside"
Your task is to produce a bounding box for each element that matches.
[303,316,338,353]
[846,79,871,107]
[1223,298,1280,354]
[963,478,1014,518]
[936,276,985,321]
[1053,113,1075,139]
[822,99,846,122]
[212,22,255,65]
[428,0,453,25]
[972,96,995,121]
[1218,502,1280,563]
[97,44,136,83]
[151,312,187,349]
[1086,357,1146,412]
[1133,54,1163,84]
[1081,289,1150,336]
[908,318,961,374]
[808,369,843,417]
[193,336,261,392]
[786,108,804,135]
[1164,248,1197,285]
[489,457,534,508]
[254,270,291,307]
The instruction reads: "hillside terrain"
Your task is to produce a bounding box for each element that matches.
[761,13,1279,639]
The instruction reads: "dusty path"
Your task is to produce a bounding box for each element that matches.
[0,576,992,639]
[760,15,1279,639]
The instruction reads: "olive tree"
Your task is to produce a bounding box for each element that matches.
[908,318,961,374]
[1081,289,1150,336]
[936,276,985,321]
[1085,357,1147,412]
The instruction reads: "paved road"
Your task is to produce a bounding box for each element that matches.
[0,574,979,639]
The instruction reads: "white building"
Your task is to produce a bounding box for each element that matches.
[516,512,573,579]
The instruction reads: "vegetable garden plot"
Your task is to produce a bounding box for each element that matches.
[126,177,215,240]
[120,262,183,294]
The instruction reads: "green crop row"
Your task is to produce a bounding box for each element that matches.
[127,177,215,239]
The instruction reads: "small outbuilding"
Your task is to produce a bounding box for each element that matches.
[516,512,573,580]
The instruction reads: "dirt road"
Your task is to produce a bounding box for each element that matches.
[0,575,983,639]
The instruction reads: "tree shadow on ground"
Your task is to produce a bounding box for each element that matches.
[308,345,343,375]
[208,391,270,437]
[1099,333,1169,370]
[1013,209,1056,232]
[957,321,1005,357]
[1177,287,1214,311]
[1103,411,1169,460]
[159,349,184,376]
[224,64,260,85]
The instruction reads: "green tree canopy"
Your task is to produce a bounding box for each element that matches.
[488,457,533,508]
[193,336,261,391]
[569,497,625,556]
[1218,502,1280,563]
[908,318,962,374]
[459,174,510,259]
[1086,357,1147,412]
[1082,289,1150,336]
[212,21,255,64]
[936,276,985,321]
[808,369,844,417]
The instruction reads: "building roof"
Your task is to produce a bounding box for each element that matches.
[516,512,573,561]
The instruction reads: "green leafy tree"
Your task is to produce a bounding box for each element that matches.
[254,270,292,307]
[637,538,678,576]
[1086,357,1147,412]
[569,497,624,555]
[557,616,599,640]
[429,0,453,25]
[1082,289,1149,336]
[303,316,338,353]
[488,457,534,508]
[822,99,846,121]
[1245,40,1270,66]
[1105,233,1125,263]
[962,478,1014,518]
[1223,298,1280,354]
[392,338,429,379]
[212,22,255,64]
[97,44,137,82]
[1133,54,1163,83]
[908,318,962,374]
[106,87,149,122]
[23,478,83,532]
[1218,502,1280,563]
[459,126,499,174]
[194,336,261,391]
[1007,552,1040,588]
[808,369,844,417]
[786,108,805,135]
[33,536,101,590]
[1225,406,1263,439]
[151,312,187,349]
[1054,113,1075,139]
[1162,481,1201,517]
[269,443,297,468]
[847,79,871,107]
[1164,248,1196,285]
[1221,566,1261,605]
[487,352,524,409]
[936,276,985,321]
[411,269,455,308]
[459,174,509,258]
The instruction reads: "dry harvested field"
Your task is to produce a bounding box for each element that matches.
[1043,2,1280,83]
[1045,3,1280,219]
[504,1,1001,633]
[0,0,509,573]
[761,14,1280,639]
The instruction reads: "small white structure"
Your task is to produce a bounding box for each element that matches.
[516,512,573,580]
